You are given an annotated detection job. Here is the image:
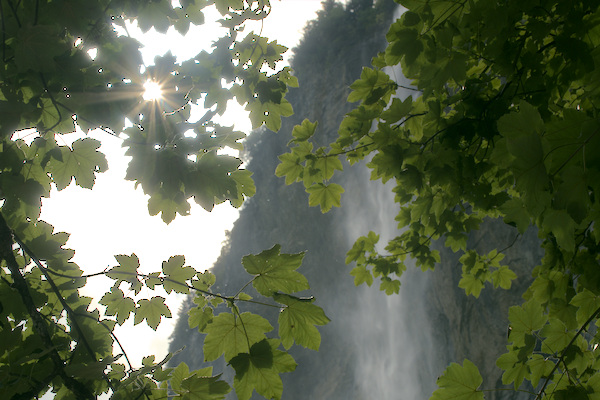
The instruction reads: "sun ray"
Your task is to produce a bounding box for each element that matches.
[143,80,163,101]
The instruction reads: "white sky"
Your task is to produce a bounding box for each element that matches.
[37,0,325,386]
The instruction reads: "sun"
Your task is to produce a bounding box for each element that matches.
[143,80,163,101]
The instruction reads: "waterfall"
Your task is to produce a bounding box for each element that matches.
[338,121,439,399]
[168,3,530,399]
[339,7,441,396]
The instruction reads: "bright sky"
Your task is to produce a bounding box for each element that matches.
[37,0,325,385]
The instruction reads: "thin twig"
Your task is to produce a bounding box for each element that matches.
[534,305,600,399]
[12,231,115,391]
[0,213,94,399]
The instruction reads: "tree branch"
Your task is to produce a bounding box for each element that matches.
[11,231,115,391]
[0,212,94,399]
[534,304,600,399]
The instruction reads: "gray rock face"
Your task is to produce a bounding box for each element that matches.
[168,2,544,399]
[428,221,540,400]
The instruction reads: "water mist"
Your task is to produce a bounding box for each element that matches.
[339,8,441,396]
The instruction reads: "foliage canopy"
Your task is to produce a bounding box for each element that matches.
[276,0,600,398]
[1,0,600,399]
[0,1,325,399]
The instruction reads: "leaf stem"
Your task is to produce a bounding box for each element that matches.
[0,212,95,399]
[535,304,600,399]
[12,229,115,391]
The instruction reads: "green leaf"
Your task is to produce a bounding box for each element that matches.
[313,156,343,181]
[275,152,305,185]
[145,271,162,289]
[348,67,394,104]
[540,318,572,354]
[162,255,196,294]
[346,232,379,264]
[496,351,530,389]
[148,190,191,224]
[570,289,600,326]
[306,183,345,213]
[350,265,374,287]
[528,354,555,388]
[134,296,172,330]
[497,102,548,206]
[492,266,517,290]
[48,138,108,190]
[188,304,214,331]
[99,287,135,325]
[508,300,548,345]
[14,25,66,72]
[273,293,330,350]
[203,312,273,362]
[230,169,256,207]
[247,99,293,132]
[291,119,318,142]
[106,254,143,295]
[458,273,485,298]
[241,244,308,296]
[543,209,576,251]
[500,198,531,234]
[40,97,76,133]
[431,359,484,400]
[381,96,412,124]
[179,374,231,400]
[229,339,296,400]
[170,362,192,391]
[379,276,400,295]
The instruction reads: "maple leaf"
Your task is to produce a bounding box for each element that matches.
[241,244,308,296]
[179,374,231,400]
[203,312,273,362]
[100,287,135,325]
[306,182,344,213]
[106,254,143,295]
[48,138,107,190]
[290,119,318,142]
[134,296,172,330]
[274,293,330,350]
[430,360,484,400]
[162,255,196,294]
[275,152,304,185]
[229,339,296,400]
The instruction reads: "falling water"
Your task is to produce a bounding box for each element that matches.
[339,7,441,397]
[338,159,439,399]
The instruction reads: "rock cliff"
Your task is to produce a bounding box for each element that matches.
[168,2,539,398]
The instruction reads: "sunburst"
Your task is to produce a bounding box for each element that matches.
[143,80,163,101]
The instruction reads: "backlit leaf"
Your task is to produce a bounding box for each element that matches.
[350,265,374,287]
[162,255,196,294]
[492,266,517,290]
[306,183,344,213]
[229,339,296,400]
[100,287,135,325]
[106,254,143,295]
[508,300,548,344]
[203,312,273,362]
[179,374,231,400]
[48,138,107,190]
[134,296,172,330]
[496,351,530,389]
[431,359,484,400]
[274,293,330,350]
[291,119,318,142]
[241,245,308,296]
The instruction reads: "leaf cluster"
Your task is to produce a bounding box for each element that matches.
[0,1,328,399]
[276,0,600,398]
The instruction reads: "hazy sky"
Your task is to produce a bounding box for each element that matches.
[38,0,326,380]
